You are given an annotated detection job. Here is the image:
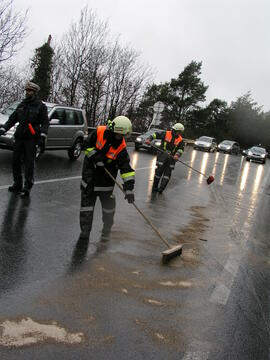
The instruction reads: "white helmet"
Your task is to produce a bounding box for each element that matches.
[110,116,132,135]
[172,123,184,131]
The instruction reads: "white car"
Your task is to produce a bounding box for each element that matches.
[193,136,217,152]
[218,140,240,155]
[246,146,268,164]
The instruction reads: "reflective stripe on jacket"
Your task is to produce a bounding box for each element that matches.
[96,126,126,160]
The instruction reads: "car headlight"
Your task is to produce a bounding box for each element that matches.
[136,137,142,142]
[154,140,161,147]
[194,141,198,145]
[248,151,252,156]
[260,154,266,158]
[218,145,221,148]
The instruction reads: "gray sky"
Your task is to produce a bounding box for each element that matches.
[13,0,270,111]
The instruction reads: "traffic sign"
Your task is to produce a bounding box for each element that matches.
[153,101,165,114]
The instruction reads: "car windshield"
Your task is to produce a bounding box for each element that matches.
[198,136,212,142]
[220,140,233,145]
[1,101,20,116]
[250,147,266,154]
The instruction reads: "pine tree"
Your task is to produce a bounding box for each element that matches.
[31,35,54,101]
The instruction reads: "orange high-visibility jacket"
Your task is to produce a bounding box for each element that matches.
[96,126,126,160]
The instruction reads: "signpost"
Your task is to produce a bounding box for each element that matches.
[148,101,165,130]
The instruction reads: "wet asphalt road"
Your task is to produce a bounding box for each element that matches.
[0,146,269,359]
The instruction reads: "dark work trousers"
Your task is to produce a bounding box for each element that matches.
[12,138,37,189]
[80,188,116,238]
[153,153,175,191]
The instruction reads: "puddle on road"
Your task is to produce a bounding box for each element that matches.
[0,317,84,347]
[173,206,209,264]
[134,318,185,348]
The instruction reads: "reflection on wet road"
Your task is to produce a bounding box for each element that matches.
[0,146,269,359]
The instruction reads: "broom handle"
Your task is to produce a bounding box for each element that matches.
[151,144,207,178]
[104,167,171,248]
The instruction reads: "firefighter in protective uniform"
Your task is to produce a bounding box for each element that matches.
[146,123,185,193]
[79,116,135,240]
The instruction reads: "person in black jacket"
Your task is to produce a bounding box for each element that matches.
[146,123,185,194]
[0,82,49,197]
[79,116,135,240]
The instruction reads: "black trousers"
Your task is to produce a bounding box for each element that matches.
[153,153,175,191]
[80,188,116,238]
[12,138,37,189]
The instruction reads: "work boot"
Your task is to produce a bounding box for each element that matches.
[101,226,112,237]
[8,183,23,193]
[20,188,30,197]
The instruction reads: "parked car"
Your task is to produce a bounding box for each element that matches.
[246,146,268,164]
[193,136,217,152]
[0,101,88,160]
[134,128,165,153]
[217,140,240,154]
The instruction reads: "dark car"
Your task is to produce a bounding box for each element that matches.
[193,136,217,152]
[217,140,240,154]
[134,128,165,153]
[246,146,268,164]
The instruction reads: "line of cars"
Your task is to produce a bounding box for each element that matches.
[134,130,268,165]
[193,136,241,154]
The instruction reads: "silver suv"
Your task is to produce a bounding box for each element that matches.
[0,101,88,160]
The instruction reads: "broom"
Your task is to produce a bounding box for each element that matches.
[104,167,182,263]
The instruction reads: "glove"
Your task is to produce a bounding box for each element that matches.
[125,191,135,204]
[0,127,6,136]
[39,133,47,153]
[145,138,151,145]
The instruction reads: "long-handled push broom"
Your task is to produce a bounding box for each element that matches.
[104,167,182,263]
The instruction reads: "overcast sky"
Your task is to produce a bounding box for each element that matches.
[13,0,270,111]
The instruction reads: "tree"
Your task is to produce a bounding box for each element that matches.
[165,61,208,126]
[50,6,152,125]
[134,61,208,131]
[0,65,25,109]
[31,35,54,101]
[227,92,264,147]
[187,99,228,139]
[0,0,28,64]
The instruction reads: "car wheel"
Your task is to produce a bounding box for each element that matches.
[135,144,140,151]
[262,160,266,164]
[246,157,250,162]
[68,138,82,160]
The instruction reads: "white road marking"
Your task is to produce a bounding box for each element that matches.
[210,220,251,305]
[182,351,210,360]
[0,166,151,190]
